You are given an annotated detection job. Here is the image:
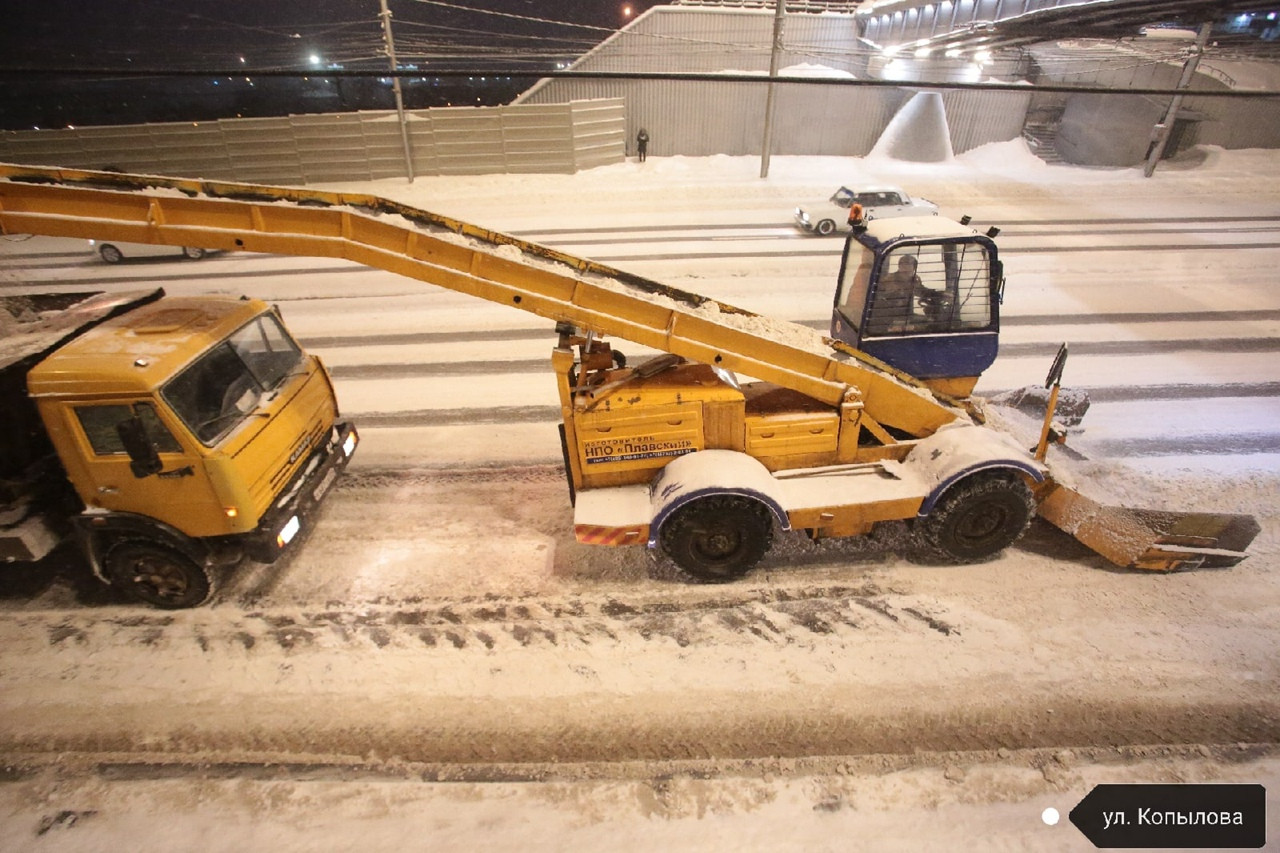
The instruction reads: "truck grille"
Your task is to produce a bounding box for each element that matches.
[271,421,326,495]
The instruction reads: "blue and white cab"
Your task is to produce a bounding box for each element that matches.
[831,213,1003,398]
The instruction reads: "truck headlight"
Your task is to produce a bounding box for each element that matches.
[277,515,301,548]
[342,431,357,457]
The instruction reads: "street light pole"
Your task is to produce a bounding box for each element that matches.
[759,0,787,179]
[1143,21,1211,178]
[379,0,416,182]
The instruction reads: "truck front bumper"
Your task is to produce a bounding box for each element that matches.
[244,421,358,563]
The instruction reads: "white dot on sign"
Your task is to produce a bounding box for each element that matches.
[1042,807,1060,826]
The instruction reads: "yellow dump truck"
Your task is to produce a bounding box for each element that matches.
[0,164,1259,589]
[0,288,357,607]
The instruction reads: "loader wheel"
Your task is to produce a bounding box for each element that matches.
[816,219,837,236]
[660,495,773,583]
[919,473,1034,563]
[104,542,212,609]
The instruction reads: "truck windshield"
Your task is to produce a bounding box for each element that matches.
[864,241,994,336]
[161,313,303,445]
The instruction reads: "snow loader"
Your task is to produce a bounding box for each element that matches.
[0,288,358,607]
[0,163,1259,587]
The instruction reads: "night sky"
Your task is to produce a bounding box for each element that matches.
[0,0,660,72]
[0,1,662,128]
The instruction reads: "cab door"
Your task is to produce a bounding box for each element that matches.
[68,401,227,538]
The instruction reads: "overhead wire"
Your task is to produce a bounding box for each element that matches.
[1,0,1259,91]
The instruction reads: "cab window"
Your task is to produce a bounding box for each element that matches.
[162,312,303,445]
[75,403,182,456]
[864,242,994,336]
[835,245,875,331]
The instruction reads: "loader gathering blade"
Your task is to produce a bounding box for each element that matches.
[1036,483,1261,570]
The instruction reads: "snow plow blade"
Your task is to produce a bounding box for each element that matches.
[1036,483,1261,570]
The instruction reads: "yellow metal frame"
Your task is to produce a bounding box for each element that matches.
[0,163,962,442]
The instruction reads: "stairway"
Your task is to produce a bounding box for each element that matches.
[1022,123,1066,164]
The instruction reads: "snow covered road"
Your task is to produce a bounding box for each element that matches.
[2,144,1278,849]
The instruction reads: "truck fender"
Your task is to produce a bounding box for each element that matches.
[70,512,223,585]
[647,450,789,548]
[905,424,1046,517]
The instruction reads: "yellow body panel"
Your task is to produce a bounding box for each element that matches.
[27,295,337,539]
[570,363,742,488]
[37,394,228,536]
[789,495,925,539]
[744,412,841,470]
[208,364,337,529]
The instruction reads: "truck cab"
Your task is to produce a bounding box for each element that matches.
[4,289,357,607]
[831,215,1003,398]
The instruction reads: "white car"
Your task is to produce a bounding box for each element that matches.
[794,186,939,236]
[89,239,208,264]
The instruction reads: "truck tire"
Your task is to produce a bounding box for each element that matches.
[660,495,773,583]
[918,473,1034,562]
[104,542,213,609]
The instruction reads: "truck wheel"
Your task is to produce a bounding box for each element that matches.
[919,473,1034,562]
[660,495,773,583]
[104,542,212,609]
[816,219,837,236]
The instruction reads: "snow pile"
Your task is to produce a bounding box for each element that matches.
[868,92,955,163]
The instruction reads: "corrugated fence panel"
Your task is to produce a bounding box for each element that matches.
[0,129,91,169]
[573,100,628,171]
[217,117,304,184]
[69,126,157,172]
[429,108,510,175]
[359,112,416,181]
[527,75,917,159]
[403,112,440,177]
[773,84,902,156]
[502,103,575,173]
[943,88,1033,154]
[293,113,372,183]
[0,99,624,181]
[147,123,233,178]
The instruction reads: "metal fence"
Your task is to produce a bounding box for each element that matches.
[0,99,626,184]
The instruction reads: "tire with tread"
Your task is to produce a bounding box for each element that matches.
[918,473,1034,562]
[104,541,212,609]
[660,495,773,583]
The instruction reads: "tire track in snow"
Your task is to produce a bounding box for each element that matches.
[17,583,958,654]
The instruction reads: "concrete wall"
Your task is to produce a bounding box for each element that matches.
[521,7,1031,159]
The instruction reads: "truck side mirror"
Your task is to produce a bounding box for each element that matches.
[117,417,163,478]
